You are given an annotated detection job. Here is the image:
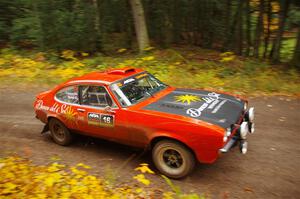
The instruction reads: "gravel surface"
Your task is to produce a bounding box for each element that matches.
[0,88,299,198]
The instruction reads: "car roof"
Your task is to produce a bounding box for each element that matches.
[66,67,144,85]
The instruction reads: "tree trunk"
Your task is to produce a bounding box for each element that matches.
[129,0,150,53]
[291,28,300,69]
[223,0,231,51]
[226,1,240,52]
[245,0,252,56]
[253,0,264,58]
[236,0,244,55]
[263,0,271,58]
[93,0,102,51]
[270,0,290,63]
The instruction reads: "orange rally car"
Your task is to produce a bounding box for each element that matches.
[34,67,255,178]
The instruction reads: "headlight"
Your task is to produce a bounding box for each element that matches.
[245,107,255,123]
[226,128,231,136]
[248,107,255,122]
[249,122,255,133]
[223,128,231,142]
[239,122,249,139]
[243,102,248,111]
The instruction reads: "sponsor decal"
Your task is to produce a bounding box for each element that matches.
[88,112,101,121]
[160,103,184,110]
[35,100,77,124]
[123,78,135,84]
[87,112,114,127]
[66,93,78,101]
[63,106,77,123]
[135,73,147,79]
[212,100,227,113]
[186,92,226,118]
[36,100,71,114]
[77,116,85,121]
[186,103,208,117]
[174,94,201,105]
[87,112,101,126]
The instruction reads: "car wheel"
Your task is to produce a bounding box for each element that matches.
[152,140,195,179]
[49,118,72,146]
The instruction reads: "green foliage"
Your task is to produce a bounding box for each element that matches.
[0,47,299,95]
[0,0,300,63]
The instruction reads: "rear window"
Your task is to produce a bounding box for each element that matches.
[55,86,79,104]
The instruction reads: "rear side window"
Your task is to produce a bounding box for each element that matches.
[55,86,79,104]
[80,85,116,108]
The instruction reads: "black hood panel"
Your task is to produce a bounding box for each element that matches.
[143,89,244,128]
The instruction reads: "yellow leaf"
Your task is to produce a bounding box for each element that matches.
[76,163,91,169]
[117,48,127,53]
[144,46,155,51]
[81,52,89,57]
[135,163,155,174]
[141,56,155,61]
[133,174,150,186]
[220,51,234,57]
[221,56,235,62]
[61,50,76,60]
[50,156,61,161]
[135,188,143,193]
[2,182,17,194]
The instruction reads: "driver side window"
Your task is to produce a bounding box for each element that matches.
[80,85,116,108]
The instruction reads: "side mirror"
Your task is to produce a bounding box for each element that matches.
[104,106,116,113]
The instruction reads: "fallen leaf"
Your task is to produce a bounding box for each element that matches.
[244,187,254,193]
[0,163,5,169]
[278,117,286,122]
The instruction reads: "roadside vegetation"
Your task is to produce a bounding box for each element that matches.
[0,155,204,199]
[0,47,299,96]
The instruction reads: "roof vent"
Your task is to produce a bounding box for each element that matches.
[107,67,135,75]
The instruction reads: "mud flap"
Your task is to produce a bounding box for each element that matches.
[41,124,49,134]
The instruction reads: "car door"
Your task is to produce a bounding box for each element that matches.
[75,84,128,141]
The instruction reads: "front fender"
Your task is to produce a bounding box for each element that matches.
[148,121,225,164]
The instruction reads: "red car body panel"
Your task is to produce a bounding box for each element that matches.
[34,68,247,163]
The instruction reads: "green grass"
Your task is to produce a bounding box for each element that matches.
[0,47,299,96]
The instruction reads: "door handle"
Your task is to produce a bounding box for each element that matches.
[77,108,86,113]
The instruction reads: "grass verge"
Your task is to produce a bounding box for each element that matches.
[0,47,299,96]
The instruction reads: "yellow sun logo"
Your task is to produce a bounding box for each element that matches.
[64,106,77,122]
[174,94,201,105]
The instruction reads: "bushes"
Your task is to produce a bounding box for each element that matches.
[0,47,299,95]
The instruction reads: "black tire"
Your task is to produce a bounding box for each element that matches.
[152,140,195,179]
[49,118,72,146]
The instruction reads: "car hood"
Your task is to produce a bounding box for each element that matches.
[143,88,245,129]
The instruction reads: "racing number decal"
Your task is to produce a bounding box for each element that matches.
[87,113,114,127]
[100,115,114,127]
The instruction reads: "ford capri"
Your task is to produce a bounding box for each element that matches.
[34,67,255,178]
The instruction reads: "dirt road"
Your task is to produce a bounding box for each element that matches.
[0,88,299,198]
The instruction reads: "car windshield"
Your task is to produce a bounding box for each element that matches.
[111,73,167,107]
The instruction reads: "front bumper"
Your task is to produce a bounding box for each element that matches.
[219,107,255,154]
